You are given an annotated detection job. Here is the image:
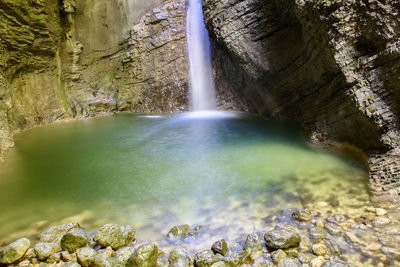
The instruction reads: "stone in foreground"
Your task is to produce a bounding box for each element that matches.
[168,248,194,267]
[292,208,312,222]
[194,250,220,267]
[244,232,263,259]
[93,224,135,249]
[40,222,80,244]
[127,243,158,267]
[76,247,97,267]
[211,239,228,256]
[264,225,300,249]
[0,238,30,264]
[61,228,88,253]
[34,242,60,261]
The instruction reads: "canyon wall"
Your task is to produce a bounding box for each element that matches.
[0,0,188,157]
[203,0,400,196]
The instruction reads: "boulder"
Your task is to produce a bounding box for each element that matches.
[168,248,194,267]
[292,208,312,222]
[167,224,189,241]
[115,246,135,265]
[127,243,158,267]
[264,225,300,249]
[194,250,220,267]
[40,222,80,244]
[76,247,97,267]
[34,242,60,261]
[0,238,30,264]
[244,232,262,259]
[211,239,228,256]
[93,224,135,249]
[61,228,88,253]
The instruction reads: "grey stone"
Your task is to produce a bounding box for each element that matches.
[127,243,158,267]
[264,226,300,249]
[34,242,60,261]
[0,238,30,264]
[61,228,88,253]
[93,224,135,249]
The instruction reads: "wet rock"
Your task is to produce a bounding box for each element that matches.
[312,244,327,256]
[310,257,323,267]
[277,258,301,267]
[18,260,30,266]
[210,262,225,267]
[244,232,263,259]
[324,223,343,236]
[61,250,77,262]
[211,239,228,256]
[194,250,220,267]
[94,224,135,249]
[271,249,286,263]
[264,225,300,249]
[168,248,194,267]
[93,251,116,267]
[299,236,312,251]
[292,208,312,222]
[76,247,97,267]
[47,252,61,263]
[115,246,135,265]
[321,260,356,267]
[226,250,252,265]
[40,222,80,244]
[167,224,189,241]
[309,227,326,240]
[21,248,35,261]
[127,243,158,267]
[372,217,391,227]
[325,215,346,225]
[344,232,362,245]
[0,238,30,264]
[64,262,82,267]
[298,253,314,264]
[61,228,88,253]
[34,242,60,261]
[285,248,300,258]
[315,219,325,228]
[325,240,341,256]
[375,208,387,216]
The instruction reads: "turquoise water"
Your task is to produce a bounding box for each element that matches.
[0,111,368,248]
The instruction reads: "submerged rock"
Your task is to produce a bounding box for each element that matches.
[277,258,301,267]
[264,225,300,249]
[167,224,190,241]
[40,222,80,244]
[211,239,228,256]
[168,248,194,267]
[292,208,312,222]
[34,242,60,261]
[244,232,263,259]
[325,240,341,256]
[0,238,30,264]
[312,244,327,256]
[194,250,220,267]
[94,224,135,249]
[127,243,158,267]
[271,249,287,263]
[61,228,88,253]
[309,227,327,240]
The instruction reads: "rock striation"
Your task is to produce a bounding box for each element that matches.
[0,0,188,157]
[203,0,400,196]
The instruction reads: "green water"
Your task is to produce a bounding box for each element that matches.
[0,111,368,249]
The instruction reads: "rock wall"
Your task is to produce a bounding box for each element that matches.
[203,0,400,196]
[0,0,188,157]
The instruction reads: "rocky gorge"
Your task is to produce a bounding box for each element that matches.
[0,0,399,197]
[0,0,400,266]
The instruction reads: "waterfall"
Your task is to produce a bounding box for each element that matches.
[186,0,216,111]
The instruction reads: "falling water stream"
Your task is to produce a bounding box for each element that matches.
[186,0,216,111]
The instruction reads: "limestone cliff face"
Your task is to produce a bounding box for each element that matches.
[203,0,400,195]
[0,0,188,156]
